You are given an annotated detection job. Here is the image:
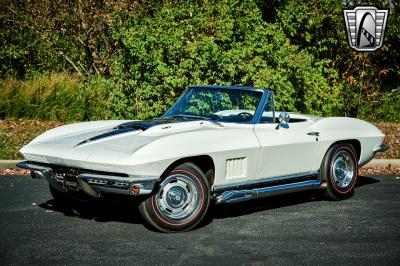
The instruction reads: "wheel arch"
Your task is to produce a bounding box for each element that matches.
[160,155,215,186]
[326,139,361,161]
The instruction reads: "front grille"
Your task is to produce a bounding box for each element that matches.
[86,178,129,189]
[27,161,132,190]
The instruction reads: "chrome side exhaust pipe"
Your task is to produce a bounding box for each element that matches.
[215,180,323,204]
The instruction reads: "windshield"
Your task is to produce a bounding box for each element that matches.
[163,87,263,123]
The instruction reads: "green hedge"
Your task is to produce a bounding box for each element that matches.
[0,73,111,121]
[0,0,399,122]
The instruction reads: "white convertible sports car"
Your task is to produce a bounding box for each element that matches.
[18,85,388,232]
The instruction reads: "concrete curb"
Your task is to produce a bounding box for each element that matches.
[0,159,399,169]
[364,159,400,168]
[0,160,22,169]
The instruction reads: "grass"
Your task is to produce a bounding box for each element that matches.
[0,73,91,121]
[0,120,64,159]
[0,119,399,160]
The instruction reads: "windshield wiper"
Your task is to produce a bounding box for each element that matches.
[164,114,224,127]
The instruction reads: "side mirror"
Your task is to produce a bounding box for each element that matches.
[276,112,290,129]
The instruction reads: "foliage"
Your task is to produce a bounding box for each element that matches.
[0,0,137,77]
[271,0,400,121]
[0,0,399,122]
[0,73,111,121]
[0,119,64,160]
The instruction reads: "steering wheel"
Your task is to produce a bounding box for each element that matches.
[237,112,254,120]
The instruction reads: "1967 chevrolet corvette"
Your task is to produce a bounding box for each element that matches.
[17,85,388,232]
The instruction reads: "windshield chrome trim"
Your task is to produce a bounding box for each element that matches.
[189,85,266,93]
[254,91,275,124]
[252,90,270,125]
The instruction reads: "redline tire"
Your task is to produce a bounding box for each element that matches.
[321,143,358,200]
[139,163,211,232]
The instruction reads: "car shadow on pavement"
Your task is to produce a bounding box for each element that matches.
[38,195,145,225]
[38,175,379,231]
[356,175,380,187]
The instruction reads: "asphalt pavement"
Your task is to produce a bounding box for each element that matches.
[0,174,399,265]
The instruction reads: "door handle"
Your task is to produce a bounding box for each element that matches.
[307,131,320,137]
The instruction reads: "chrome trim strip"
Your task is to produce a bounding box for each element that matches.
[77,173,157,194]
[213,171,320,192]
[373,145,389,153]
[252,90,270,124]
[215,180,322,204]
[16,161,52,173]
[78,173,135,183]
[189,85,267,93]
[255,91,275,124]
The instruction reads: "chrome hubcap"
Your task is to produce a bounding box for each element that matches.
[332,150,355,188]
[156,174,199,220]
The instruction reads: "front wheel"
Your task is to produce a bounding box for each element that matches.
[139,163,211,232]
[321,143,358,200]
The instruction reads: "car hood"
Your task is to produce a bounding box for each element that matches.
[20,117,222,166]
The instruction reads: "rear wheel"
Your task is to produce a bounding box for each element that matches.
[321,143,358,200]
[139,163,210,232]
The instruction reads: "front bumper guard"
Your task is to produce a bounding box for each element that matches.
[16,161,158,197]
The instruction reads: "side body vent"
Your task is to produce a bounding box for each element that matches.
[226,157,247,179]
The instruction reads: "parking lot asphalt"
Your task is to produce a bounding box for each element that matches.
[0,174,399,265]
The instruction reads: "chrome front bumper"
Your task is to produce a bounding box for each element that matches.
[16,161,158,197]
[373,145,389,153]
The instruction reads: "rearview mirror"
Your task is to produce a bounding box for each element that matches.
[276,112,290,129]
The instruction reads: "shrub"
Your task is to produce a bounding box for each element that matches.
[0,73,110,121]
[108,0,343,119]
[0,0,399,122]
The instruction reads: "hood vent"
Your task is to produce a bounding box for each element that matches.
[116,121,156,131]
